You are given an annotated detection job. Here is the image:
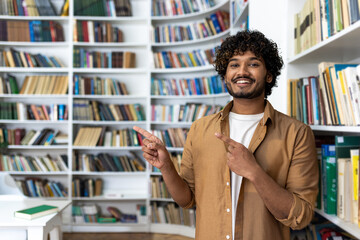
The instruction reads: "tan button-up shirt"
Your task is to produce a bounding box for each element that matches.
[180,100,318,240]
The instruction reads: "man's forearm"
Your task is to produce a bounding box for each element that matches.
[249,165,294,219]
[161,163,193,207]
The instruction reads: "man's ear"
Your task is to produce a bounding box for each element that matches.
[266,73,273,83]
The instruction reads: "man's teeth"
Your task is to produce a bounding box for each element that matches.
[236,80,251,84]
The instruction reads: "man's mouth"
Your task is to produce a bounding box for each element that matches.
[232,77,254,84]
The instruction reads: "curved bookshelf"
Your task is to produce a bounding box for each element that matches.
[73,95,147,99]
[0,42,69,47]
[72,121,147,125]
[151,29,230,47]
[151,92,229,99]
[71,146,143,151]
[73,42,147,47]
[73,16,148,22]
[0,67,70,73]
[72,68,147,74]
[0,94,68,99]
[0,120,69,124]
[232,1,248,27]
[0,16,69,21]
[151,0,229,21]
[151,65,215,73]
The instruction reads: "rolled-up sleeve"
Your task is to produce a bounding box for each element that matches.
[277,125,319,229]
[179,123,196,209]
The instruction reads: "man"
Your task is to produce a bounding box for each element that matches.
[134,30,318,240]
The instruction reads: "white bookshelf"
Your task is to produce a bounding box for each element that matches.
[286,0,360,237]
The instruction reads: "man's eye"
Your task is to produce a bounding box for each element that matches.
[249,63,259,67]
[230,64,238,67]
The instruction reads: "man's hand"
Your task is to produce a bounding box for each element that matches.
[215,132,259,180]
[133,126,172,170]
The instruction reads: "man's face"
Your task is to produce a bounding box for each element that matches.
[224,50,272,99]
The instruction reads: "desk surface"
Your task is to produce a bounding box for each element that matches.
[0,198,71,227]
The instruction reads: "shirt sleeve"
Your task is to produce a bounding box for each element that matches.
[179,122,196,209]
[276,125,319,229]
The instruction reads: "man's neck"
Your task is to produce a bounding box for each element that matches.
[231,97,266,115]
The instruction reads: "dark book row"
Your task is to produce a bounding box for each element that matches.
[73,75,128,95]
[151,75,227,96]
[15,178,68,197]
[0,0,59,16]
[0,75,19,94]
[151,0,215,17]
[72,178,103,197]
[0,154,68,172]
[74,0,132,17]
[73,48,135,69]
[153,47,216,69]
[152,10,230,43]
[73,152,145,172]
[74,20,123,43]
[0,48,64,68]
[0,127,67,146]
[73,100,145,121]
[0,20,64,42]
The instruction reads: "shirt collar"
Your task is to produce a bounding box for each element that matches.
[219,100,274,126]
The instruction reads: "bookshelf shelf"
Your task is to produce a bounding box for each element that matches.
[73,43,147,47]
[151,198,174,202]
[0,42,69,47]
[71,146,143,151]
[7,145,68,149]
[0,94,68,99]
[151,30,231,47]
[72,197,147,201]
[233,1,248,26]
[72,121,147,125]
[288,21,360,64]
[72,172,147,177]
[72,68,147,74]
[151,93,229,99]
[310,125,360,133]
[315,209,360,239]
[0,120,69,124]
[150,121,192,127]
[70,223,149,233]
[166,147,184,152]
[6,171,68,175]
[0,67,69,73]
[73,16,148,22]
[151,65,215,73]
[151,0,229,21]
[0,16,70,21]
[150,224,195,238]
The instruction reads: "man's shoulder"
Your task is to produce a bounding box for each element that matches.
[272,109,310,131]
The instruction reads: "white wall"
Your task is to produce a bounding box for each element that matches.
[248,0,288,114]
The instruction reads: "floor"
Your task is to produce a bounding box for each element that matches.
[63,233,194,240]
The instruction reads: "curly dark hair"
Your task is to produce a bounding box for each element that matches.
[214,30,283,98]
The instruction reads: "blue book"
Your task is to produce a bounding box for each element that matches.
[194,78,201,94]
[74,75,79,95]
[310,77,320,125]
[58,104,65,120]
[210,13,221,33]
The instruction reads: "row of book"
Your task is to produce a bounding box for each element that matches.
[73,20,123,43]
[0,20,64,42]
[151,75,227,96]
[0,0,58,16]
[294,0,360,55]
[151,176,171,199]
[0,154,68,172]
[73,152,145,172]
[0,127,67,146]
[0,48,65,68]
[153,47,216,69]
[73,49,136,68]
[74,0,132,17]
[73,100,145,121]
[151,103,223,123]
[151,0,215,16]
[20,75,68,95]
[15,178,68,197]
[72,204,147,224]
[0,102,68,121]
[287,63,360,126]
[151,128,188,148]
[73,127,143,147]
[232,0,248,23]
[152,152,182,174]
[72,178,103,197]
[0,75,19,94]
[152,10,230,43]
[151,202,196,227]
[317,136,360,228]
[73,75,128,95]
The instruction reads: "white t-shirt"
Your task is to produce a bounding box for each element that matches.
[229,111,264,240]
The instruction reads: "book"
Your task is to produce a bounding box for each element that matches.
[14,204,58,220]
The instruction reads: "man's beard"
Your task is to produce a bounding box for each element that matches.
[225,78,266,99]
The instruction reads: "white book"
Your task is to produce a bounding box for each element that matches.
[157,206,167,223]
[27,130,41,145]
[87,21,94,43]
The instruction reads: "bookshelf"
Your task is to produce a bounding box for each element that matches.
[0,0,262,237]
[286,0,360,238]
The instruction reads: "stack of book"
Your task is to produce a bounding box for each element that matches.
[151,0,215,16]
[73,20,123,43]
[73,75,128,95]
[74,0,132,17]
[150,128,188,148]
[73,49,135,68]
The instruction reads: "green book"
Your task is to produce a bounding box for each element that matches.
[14,204,58,220]
[98,217,116,223]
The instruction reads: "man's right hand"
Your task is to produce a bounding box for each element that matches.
[133,126,172,170]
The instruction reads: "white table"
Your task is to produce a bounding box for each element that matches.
[0,197,71,240]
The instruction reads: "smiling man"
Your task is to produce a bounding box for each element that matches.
[134,30,318,240]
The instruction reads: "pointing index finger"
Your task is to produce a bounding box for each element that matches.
[215,132,238,147]
[133,126,153,139]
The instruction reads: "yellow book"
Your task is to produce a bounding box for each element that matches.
[350,149,359,225]
[188,52,197,67]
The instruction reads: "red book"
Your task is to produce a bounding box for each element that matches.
[49,21,56,42]
[305,84,313,125]
[82,21,89,42]
[215,11,226,31]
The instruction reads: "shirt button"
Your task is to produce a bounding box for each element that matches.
[226,235,230,239]
[226,182,230,186]
[226,208,230,212]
